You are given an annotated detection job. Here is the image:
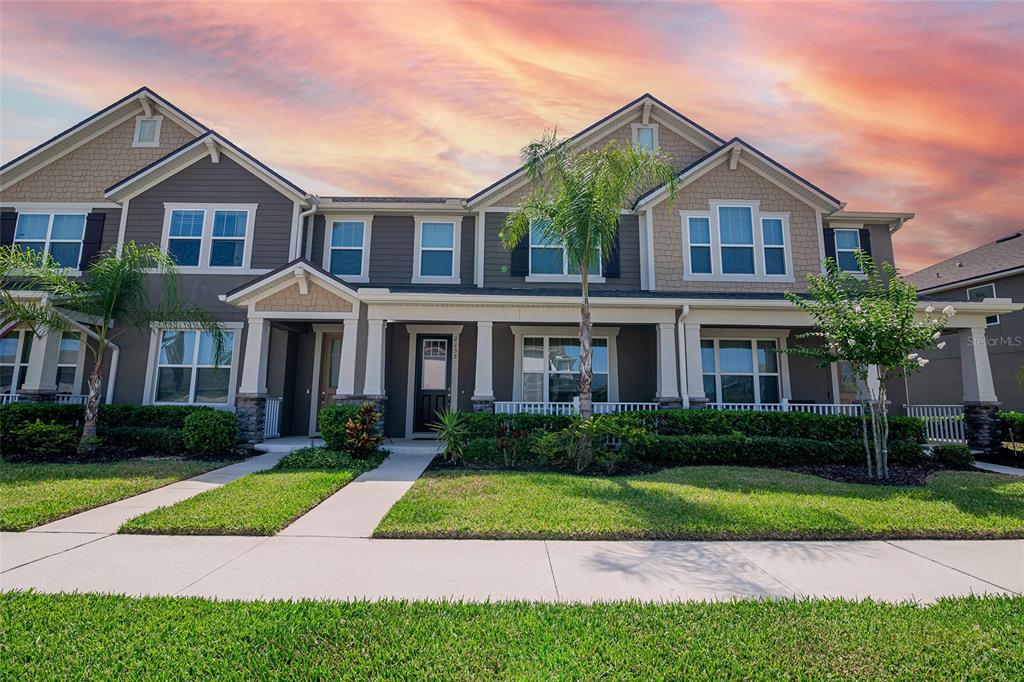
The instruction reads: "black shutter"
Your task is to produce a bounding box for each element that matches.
[0,211,16,246]
[858,228,872,257]
[603,229,621,278]
[510,234,529,276]
[823,227,836,261]
[79,212,106,269]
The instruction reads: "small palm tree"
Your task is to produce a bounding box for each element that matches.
[500,133,677,467]
[0,242,224,451]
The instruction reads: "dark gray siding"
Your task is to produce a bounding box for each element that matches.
[457,323,476,410]
[0,205,121,263]
[124,156,295,269]
[864,223,895,268]
[617,325,657,401]
[384,323,410,437]
[493,323,516,401]
[309,214,326,265]
[367,216,414,284]
[484,212,642,289]
[460,216,475,286]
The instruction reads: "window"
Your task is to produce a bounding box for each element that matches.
[133,116,162,147]
[687,217,712,274]
[162,204,256,270]
[14,213,86,268]
[700,338,781,405]
[834,229,861,272]
[55,332,82,394]
[521,336,608,403]
[529,220,600,279]
[631,123,659,152]
[718,206,755,274]
[327,220,367,279]
[154,329,235,404]
[966,284,1000,326]
[414,219,458,282]
[761,218,787,275]
[0,331,32,395]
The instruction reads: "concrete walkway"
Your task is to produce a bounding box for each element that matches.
[975,461,1024,476]
[25,450,287,535]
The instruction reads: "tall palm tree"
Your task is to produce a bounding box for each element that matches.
[500,133,677,463]
[0,242,224,451]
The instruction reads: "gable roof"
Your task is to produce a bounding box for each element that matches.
[0,87,207,190]
[220,258,361,307]
[104,130,308,203]
[466,93,726,208]
[905,231,1024,293]
[633,137,842,212]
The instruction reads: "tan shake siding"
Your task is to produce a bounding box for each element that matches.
[254,282,353,313]
[3,117,197,202]
[652,161,820,292]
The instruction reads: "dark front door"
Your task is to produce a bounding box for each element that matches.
[414,335,451,432]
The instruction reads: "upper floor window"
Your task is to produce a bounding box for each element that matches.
[161,203,256,271]
[966,283,999,326]
[133,116,162,148]
[681,202,792,282]
[761,218,787,275]
[154,329,235,405]
[631,123,658,152]
[529,220,600,280]
[687,217,712,274]
[325,218,370,281]
[834,229,861,272]
[14,212,86,268]
[718,206,755,274]
[413,218,460,283]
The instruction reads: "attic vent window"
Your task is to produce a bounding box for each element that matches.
[632,123,658,152]
[133,116,162,148]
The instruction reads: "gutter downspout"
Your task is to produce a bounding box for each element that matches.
[67,320,119,405]
[298,195,320,261]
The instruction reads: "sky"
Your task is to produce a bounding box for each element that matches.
[1,0,1021,273]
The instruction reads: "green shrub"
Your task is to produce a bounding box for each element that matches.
[345,403,384,460]
[4,420,80,461]
[629,433,854,467]
[317,404,361,450]
[930,443,974,469]
[182,409,238,454]
[276,447,385,471]
[463,437,504,467]
[462,412,574,440]
[1002,411,1024,439]
[98,404,204,429]
[430,409,469,464]
[99,426,184,456]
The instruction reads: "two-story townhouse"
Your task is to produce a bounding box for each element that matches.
[1,88,1017,453]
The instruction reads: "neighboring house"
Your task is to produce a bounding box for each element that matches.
[0,88,1017,451]
[905,232,1024,411]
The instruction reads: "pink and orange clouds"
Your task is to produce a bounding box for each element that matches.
[2,0,1021,272]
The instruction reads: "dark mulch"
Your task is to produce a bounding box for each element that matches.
[785,464,942,486]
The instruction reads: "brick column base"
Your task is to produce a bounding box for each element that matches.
[471,396,495,413]
[235,394,267,444]
[963,402,1003,454]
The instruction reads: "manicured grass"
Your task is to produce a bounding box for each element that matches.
[0,459,227,531]
[375,466,1024,540]
[3,592,1021,680]
[119,449,384,535]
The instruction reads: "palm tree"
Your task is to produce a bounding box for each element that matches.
[500,133,677,465]
[0,242,224,451]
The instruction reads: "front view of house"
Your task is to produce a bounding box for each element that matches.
[0,88,1016,448]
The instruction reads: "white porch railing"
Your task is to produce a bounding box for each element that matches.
[0,393,87,405]
[0,394,20,405]
[265,397,283,438]
[708,401,863,417]
[905,404,965,443]
[494,400,658,416]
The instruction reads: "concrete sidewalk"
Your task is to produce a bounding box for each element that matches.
[2,533,1020,603]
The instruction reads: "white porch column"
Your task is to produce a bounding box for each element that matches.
[20,330,61,394]
[959,327,997,403]
[676,317,689,407]
[473,321,494,400]
[655,322,680,403]
[683,322,707,405]
[336,318,359,396]
[238,318,270,395]
[363,318,386,396]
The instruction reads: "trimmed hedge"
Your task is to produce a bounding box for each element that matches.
[98,404,208,429]
[182,410,239,455]
[100,426,184,457]
[461,412,575,439]
[930,443,974,469]
[5,420,80,461]
[317,404,363,451]
[1003,411,1024,438]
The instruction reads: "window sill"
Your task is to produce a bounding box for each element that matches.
[525,275,606,284]
[132,141,160,148]
[411,276,461,285]
[145,267,271,276]
[683,273,795,283]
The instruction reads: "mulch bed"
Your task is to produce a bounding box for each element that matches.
[785,464,943,486]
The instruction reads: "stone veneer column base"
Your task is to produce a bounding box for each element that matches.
[685,396,710,409]
[471,396,495,413]
[16,390,58,403]
[235,394,267,444]
[963,402,1003,454]
[331,394,387,435]
[656,397,683,410]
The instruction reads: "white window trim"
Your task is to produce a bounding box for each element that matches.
[55,331,86,395]
[160,203,258,273]
[699,334,790,405]
[412,216,461,284]
[510,325,619,402]
[525,220,605,283]
[13,209,88,274]
[0,329,33,395]
[680,201,795,282]
[321,215,372,283]
[833,227,862,273]
[760,212,793,277]
[132,115,163,148]
[631,122,660,151]
[142,322,244,408]
[966,283,1000,326]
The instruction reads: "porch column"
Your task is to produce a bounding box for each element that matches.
[335,318,359,397]
[363,318,386,398]
[959,326,1002,453]
[236,318,270,444]
[19,331,61,401]
[676,317,689,408]
[472,321,495,412]
[655,322,681,408]
[683,322,708,407]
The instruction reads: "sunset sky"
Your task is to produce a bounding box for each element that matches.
[1,0,1021,272]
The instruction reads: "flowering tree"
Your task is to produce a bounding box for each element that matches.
[786,252,953,478]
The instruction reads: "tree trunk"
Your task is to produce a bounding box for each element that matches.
[860,403,873,478]
[577,269,593,471]
[79,349,105,452]
[878,383,890,478]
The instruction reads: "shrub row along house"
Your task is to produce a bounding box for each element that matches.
[0,88,1017,450]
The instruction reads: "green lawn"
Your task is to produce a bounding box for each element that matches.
[3,592,1021,680]
[375,466,1024,540]
[119,450,384,535]
[0,459,227,531]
